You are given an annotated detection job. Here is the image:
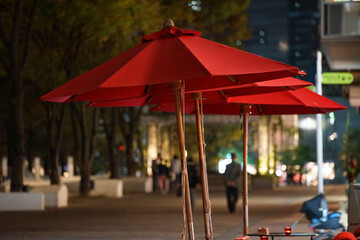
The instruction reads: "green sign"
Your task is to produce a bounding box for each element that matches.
[306,85,314,91]
[322,72,354,84]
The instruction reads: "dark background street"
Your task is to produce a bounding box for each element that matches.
[0,184,347,240]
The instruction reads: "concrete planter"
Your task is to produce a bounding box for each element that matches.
[30,184,68,207]
[0,192,44,211]
[93,179,123,198]
[123,177,152,193]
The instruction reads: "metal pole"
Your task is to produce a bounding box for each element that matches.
[316,50,324,194]
[171,82,195,240]
[192,92,213,240]
[242,105,251,235]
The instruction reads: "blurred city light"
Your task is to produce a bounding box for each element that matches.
[329,112,335,125]
[298,117,317,130]
[328,132,338,141]
[218,158,232,174]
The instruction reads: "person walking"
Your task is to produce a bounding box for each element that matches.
[158,155,169,194]
[187,157,199,210]
[223,153,241,213]
[152,153,161,193]
[171,155,182,196]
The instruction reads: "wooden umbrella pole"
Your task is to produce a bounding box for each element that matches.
[192,92,213,240]
[242,104,251,235]
[171,82,195,240]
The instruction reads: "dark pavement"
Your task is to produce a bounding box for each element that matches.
[0,184,347,240]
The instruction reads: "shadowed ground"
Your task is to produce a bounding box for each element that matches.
[0,184,347,240]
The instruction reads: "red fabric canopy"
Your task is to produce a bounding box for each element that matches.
[41,26,305,103]
[150,88,346,115]
[86,77,311,107]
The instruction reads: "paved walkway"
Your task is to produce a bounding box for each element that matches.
[0,184,347,240]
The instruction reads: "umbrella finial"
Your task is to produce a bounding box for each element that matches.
[163,18,175,28]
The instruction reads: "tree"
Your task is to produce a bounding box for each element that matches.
[280,144,314,170]
[340,128,360,169]
[161,0,251,46]
[101,108,119,178]
[0,0,39,191]
[118,107,143,176]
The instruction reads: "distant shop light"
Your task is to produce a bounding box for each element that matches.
[329,112,335,125]
[299,117,317,130]
[218,158,232,174]
[328,132,338,141]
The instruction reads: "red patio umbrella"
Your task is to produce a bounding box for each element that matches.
[40,22,305,103]
[41,19,307,240]
[86,78,311,239]
[86,77,311,107]
[150,88,346,235]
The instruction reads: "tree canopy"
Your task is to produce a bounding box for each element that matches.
[0,0,251,191]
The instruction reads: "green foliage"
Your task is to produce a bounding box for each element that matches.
[184,124,243,166]
[339,128,360,167]
[193,0,251,46]
[279,145,314,168]
[161,0,251,46]
[1,0,252,176]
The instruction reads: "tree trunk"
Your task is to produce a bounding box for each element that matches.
[70,104,81,176]
[137,129,145,172]
[0,0,38,191]
[26,121,34,172]
[88,108,99,174]
[78,103,89,196]
[102,108,119,179]
[49,148,60,184]
[118,107,143,176]
[125,135,136,176]
[8,0,25,192]
[78,104,99,196]
[45,103,65,185]
[9,84,24,192]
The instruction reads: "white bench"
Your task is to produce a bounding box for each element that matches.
[123,177,153,193]
[0,192,44,211]
[30,184,68,207]
[92,179,123,198]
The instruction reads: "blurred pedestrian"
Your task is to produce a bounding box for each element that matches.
[171,155,182,196]
[187,157,199,210]
[152,153,161,192]
[158,156,169,194]
[348,155,357,184]
[223,153,241,213]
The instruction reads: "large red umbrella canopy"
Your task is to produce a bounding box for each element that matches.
[150,88,346,114]
[86,77,311,107]
[41,25,304,103]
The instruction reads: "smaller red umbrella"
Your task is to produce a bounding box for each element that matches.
[85,78,310,239]
[150,88,346,235]
[151,88,345,115]
[86,77,311,107]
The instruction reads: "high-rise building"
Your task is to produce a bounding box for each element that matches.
[244,0,319,84]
